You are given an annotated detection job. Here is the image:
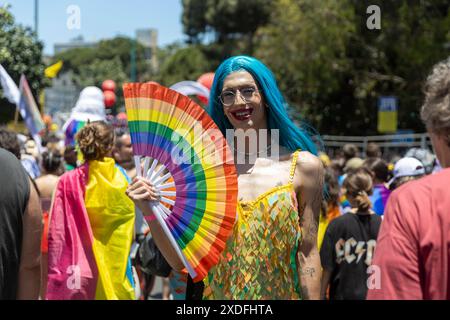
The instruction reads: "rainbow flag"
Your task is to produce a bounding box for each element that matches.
[18,75,45,137]
[46,158,136,300]
[64,119,86,147]
[63,119,87,164]
[369,184,391,216]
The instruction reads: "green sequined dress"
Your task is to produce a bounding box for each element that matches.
[203,151,303,300]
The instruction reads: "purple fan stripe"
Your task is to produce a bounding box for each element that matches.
[133,133,201,242]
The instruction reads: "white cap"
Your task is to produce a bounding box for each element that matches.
[70,86,106,122]
[388,157,425,185]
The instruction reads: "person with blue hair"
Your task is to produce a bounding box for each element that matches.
[209,56,319,155]
[201,55,324,299]
[126,56,324,300]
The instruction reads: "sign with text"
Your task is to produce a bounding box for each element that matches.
[378,96,398,133]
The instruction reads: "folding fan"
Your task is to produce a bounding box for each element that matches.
[123,83,238,282]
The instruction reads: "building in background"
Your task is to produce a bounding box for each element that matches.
[136,28,159,72]
[44,71,79,126]
[46,30,159,122]
[54,35,97,55]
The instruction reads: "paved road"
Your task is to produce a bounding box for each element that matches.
[148,276,163,300]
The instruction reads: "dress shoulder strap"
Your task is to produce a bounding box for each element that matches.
[289,150,301,183]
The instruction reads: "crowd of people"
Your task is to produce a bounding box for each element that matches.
[0,55,449,300]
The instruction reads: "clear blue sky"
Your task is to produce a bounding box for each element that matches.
[2,0,185,55]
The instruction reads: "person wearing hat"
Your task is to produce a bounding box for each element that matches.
[62,87,107,167]
[338,157,364,188]
[367,57,450,300]
[62,86,106,148]
[343,157,364,173]
[404,147,436,175]
[388,157,425,190]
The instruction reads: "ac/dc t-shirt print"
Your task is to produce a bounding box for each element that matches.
[320,213,382,300]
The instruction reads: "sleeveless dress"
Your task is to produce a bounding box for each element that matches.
[204,151,303,300]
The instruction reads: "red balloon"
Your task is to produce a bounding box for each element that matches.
[43,114,52,125]
[197,73,215,90]
[197,73,214,105]
[104,91,116,108]
[102,80,116,92]
[116,112,127,121]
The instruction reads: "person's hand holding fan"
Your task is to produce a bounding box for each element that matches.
[123,83,238,282]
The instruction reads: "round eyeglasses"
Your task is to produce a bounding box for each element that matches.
[219,87,260,107]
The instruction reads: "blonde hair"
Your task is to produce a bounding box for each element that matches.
[421,57,450,143]
[343,168,373,212]
[76,121,114,161]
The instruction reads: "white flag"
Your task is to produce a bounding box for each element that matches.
[170,81,210,99]
[0,64,20,105]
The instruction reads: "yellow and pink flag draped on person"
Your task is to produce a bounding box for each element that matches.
[46,158,136,300]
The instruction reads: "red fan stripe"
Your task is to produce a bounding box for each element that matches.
[124,83,207,124]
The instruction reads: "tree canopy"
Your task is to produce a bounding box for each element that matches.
[2,1,449,135]
[180,0,450,135]
[53,37,152,87]
[0,5,48,123]
[182,0,273,54]
[132,0,450,134]
[52,37,154,112]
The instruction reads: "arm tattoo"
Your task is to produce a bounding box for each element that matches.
[301,267,316,278]
[309,217,318,235]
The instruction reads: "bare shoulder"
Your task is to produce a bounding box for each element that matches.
[296,151,323,174]
[26,177,41,212]
[292,151,324,192]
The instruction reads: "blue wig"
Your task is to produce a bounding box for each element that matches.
[208,55,319,155]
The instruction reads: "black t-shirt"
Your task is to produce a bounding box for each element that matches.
[186,275,204,300]
[0,148,30,300]
[320,212,382,300]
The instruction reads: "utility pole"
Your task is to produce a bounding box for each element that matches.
[34,0,39,37]
[130,39,137,82]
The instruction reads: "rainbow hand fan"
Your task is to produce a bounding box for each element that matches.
[123,83,238,282]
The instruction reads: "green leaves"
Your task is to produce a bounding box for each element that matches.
[53,37,151,85]
[178,0,450,134]
[0,5,48,123]
[182,0,273,49]
[156,45,211,87]
[253,0,450,134]
[52,37,156,112]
